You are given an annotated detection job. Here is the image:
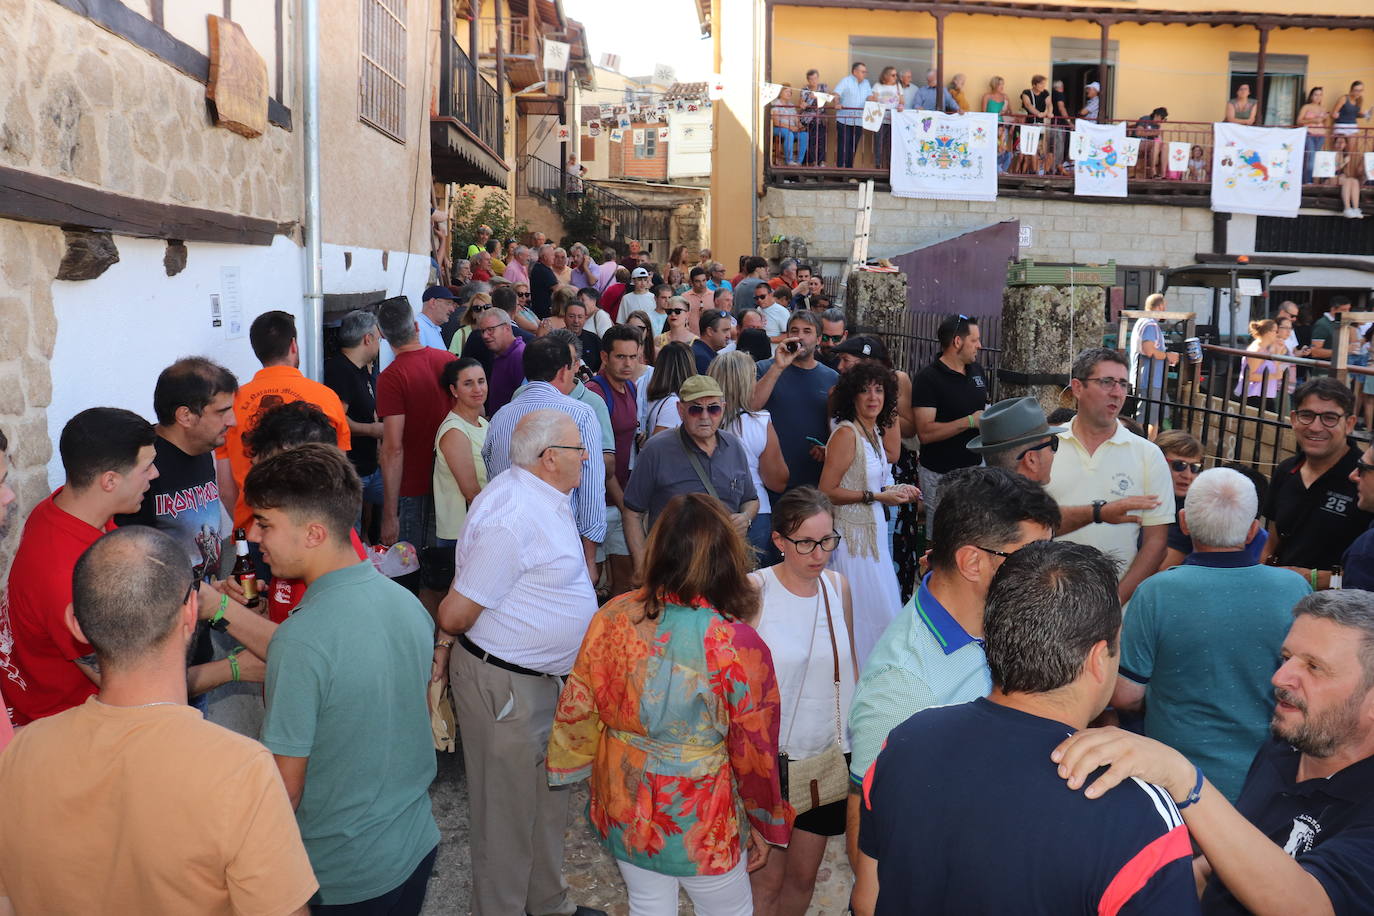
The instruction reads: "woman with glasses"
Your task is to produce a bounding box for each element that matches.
[447,292,492,355]
[653,296,699,350]
[710,351,790,557]
[820,362,918,665]
[548,493,793,915]
[1154,429,1204,572]
[641,341,698,438]
[511,283,541,335]
[748,488,856,916]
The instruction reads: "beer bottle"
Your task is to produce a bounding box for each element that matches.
[231,528,262,609]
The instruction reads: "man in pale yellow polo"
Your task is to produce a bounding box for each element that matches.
[1045,347,1175,605]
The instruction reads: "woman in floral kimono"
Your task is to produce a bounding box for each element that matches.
[548,493,794,915]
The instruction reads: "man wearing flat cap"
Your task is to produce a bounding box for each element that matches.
[622,375,758,568]
[418,286,457,350]
[967,397,1066,484]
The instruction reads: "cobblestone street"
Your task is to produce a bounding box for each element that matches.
[421,749,854,915]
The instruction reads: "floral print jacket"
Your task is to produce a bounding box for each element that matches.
[547,592,794,876]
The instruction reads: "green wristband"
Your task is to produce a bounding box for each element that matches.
[1311,568,1319,590]
[228,646,245,682]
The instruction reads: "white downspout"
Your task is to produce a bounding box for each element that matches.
[301,0,324,380]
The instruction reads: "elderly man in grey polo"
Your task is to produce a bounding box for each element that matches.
[436,409,606,916]
[622,375,758,570]
[967,397,1067,484]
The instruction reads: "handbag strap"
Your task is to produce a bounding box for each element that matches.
[818,573,844,744]
[679,428,719,500]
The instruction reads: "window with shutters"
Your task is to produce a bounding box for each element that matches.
[359,0,407,142]
[580,136,596,163]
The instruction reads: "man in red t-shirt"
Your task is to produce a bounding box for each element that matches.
[598,266,630,323]
[376,297,456,616]
[1,410,161,724]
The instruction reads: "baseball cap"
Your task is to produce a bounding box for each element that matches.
[1086,81,1100,91]
[832,335,889,362]
[422,285,457,302]
[678,375,724,402]
[631,267,651,279]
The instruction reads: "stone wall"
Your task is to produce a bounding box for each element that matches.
[1000,285,1107,412]
[0,220,63,575]
[0,1,300,225]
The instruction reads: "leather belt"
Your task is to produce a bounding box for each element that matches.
[458,634,556,678]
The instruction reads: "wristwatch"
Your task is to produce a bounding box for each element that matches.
[862,490,874,505]
[1091,500,1107,524]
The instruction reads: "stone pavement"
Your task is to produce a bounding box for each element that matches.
[421,749,854,915]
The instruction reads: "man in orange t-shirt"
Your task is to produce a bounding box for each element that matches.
[216,311,351,538]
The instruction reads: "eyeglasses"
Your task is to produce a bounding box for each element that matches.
[1293,409,1346,428]
[780,532,842,554]
[1355,458,1374,476]
[820,333,845,343]
[183,563,206,606]
[541,444,588,457]
[516,291,531,298]
[1081,377,1130,391]
[1169,460,1204,474]
[1015,437,1059,461]
[754,293,769,300]
[664,308,686,316]
[685,403,724,417]
[974,545,1014,559]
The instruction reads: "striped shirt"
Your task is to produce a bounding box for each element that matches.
[848,573,991,785]
[453,466,598,674]
[481,381,607,543]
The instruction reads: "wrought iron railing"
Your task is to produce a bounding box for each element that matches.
[521,155,643,246]
[445,40,504,158]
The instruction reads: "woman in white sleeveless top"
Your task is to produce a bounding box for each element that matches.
[710,351,789,559]
[749,488,858,916]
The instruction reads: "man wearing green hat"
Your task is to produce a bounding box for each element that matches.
[966,397,1066,485]
[622,375,758,568]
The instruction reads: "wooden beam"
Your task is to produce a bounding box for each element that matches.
[1098,19,1111,122]
[1254,26,1270,123]
[0,165,292,246]
[934,12,945,109]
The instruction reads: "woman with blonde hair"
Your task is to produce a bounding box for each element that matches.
[447,292,492,354]
[982,75,1012,172]
[654,296,699,350]
[548,493,793,915]
[709,351,789,556]
[1235,318,1283,410]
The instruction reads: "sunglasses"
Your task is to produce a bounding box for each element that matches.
[1355,458,1374,476]
[664,308,686,316]
[1015,437,1059,461]
[685,403,724,417]
[754,294,769,301]
[183,563,207,606]
[820,333,845,343]
[469,304,492,313]
[1169,460,1204,474]
[516,291,531,298]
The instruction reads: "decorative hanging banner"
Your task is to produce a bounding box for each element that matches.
[655,105,669,121]
[542,39,570,72]
[890,110,998,202]
[653,63,677,86]
[810,91,834,108]
[861,101,884,132]
[599,103,614,119]
[1167,141,1190,173]
[1312,150,1337,179]
[684,100,701,113]
[618,115,632,130]
[658,126,670,141]
[556,123,570,143]
[1073,119,1127,198]
[1366,152,1374,179]
[759,82,783,107]
[1018,125,1043,156]
[1211,123,1304,217]
[1119,136,1141,167]
[709,75,725,100]
[587,120,602,137]
[628,101,640,116]
[610,128,624,143]
[632,128,645,145]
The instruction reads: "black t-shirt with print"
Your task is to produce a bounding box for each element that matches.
[1264,446,1372,570]
[323,354,378,476]
[911,358,988,473]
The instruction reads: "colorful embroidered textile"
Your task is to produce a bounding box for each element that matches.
[890,110,998,202]
[547,592,794,877]
[1210,123,1305,217]
[1073,119,1127,197]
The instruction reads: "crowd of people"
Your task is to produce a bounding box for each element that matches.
[1,235,1373,916]
[771,64,1371,205]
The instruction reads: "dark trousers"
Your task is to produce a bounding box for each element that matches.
[311,846,437,916]
[805,120,827,165]
[875,123,892,169]
[837,123,863,168]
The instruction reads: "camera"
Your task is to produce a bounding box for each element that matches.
[784,341,800,353]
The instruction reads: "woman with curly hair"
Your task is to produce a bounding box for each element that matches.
[548,493,794,914]
[819,361,919,665]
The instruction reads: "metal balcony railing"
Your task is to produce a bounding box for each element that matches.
[444,39,504,158]
[521,155,643,245]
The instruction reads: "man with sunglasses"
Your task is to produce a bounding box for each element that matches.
[623,376,757,572]
[1046,348,1175,605]
[705,261,733,293]
[732,256,771,314]
[967,396,1065,484]
[816,307,849,368]
[1341,442,1374,589]
[1261,378,1372,588]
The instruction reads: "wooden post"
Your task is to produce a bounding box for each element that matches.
[1254,26,1270,124]
[1098,19,1111,122]
[468,0,479,118]
[439,0,453,116]
[495,0,505,157]
[934,12,945,111]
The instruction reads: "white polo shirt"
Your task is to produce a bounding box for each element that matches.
[1045,420,1175,575]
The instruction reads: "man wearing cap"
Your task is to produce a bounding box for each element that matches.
[418,286,457,351]
[1080,82,1101,120]
[622,376,758,571]
[830,334,884,374]
[968,397,1066,485]
[620,267,657,321]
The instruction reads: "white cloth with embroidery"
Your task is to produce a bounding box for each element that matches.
[1073,119,1128,198]
[1210,123,1305,218]
[890,110,999,202]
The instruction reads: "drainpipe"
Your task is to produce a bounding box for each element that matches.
[750,0,759,246]
[301,0,324,381]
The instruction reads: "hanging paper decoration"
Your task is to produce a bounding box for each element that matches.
[861,101,884,132]
[1072,119,1127,197]
[618,115,632,130]
[759,82,783,107]
[810,91,834,108]
[1167,141,1190,173]
[709,75,725,100]
[658,126,669,141]
[1366,152,1374,178]
[1311,150,1337,179]
[685,101,700,112]
[655,105,669,121]
[1068,130,1087,160]
[610,128,624,143]
[1017,125,1043,156]
[542,40,570,72]
[599,103,614,119]
[890,110,998,202]
[1119,136,1141,167]
[556,123,570,143]
[632,128,645,145]
[1211,123,1304,218]
[587,120,602,137]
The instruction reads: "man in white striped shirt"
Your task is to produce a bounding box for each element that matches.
[482,336,606,577]
[437,409,604,916]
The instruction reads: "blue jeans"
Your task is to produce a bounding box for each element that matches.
[1303,134,1324,185]
[774,127,808,164]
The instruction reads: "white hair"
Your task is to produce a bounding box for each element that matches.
[510,409,575,469]
[1181,467,1258,549]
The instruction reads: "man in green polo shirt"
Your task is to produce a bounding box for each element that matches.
[251,444,439,912]
[1309,295,1352,376]
[844,468,1059,868]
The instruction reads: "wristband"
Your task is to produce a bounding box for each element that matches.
[435,638,455,650]
[209,594,230,632]
[1175,765,1205,810]
[227,646,245,683]
[967,415,975,428]
[1311,568,1319,590]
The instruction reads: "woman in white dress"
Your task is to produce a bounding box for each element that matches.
[819,361,919,666]
[709,351,789,558]
[749,488,857,916]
